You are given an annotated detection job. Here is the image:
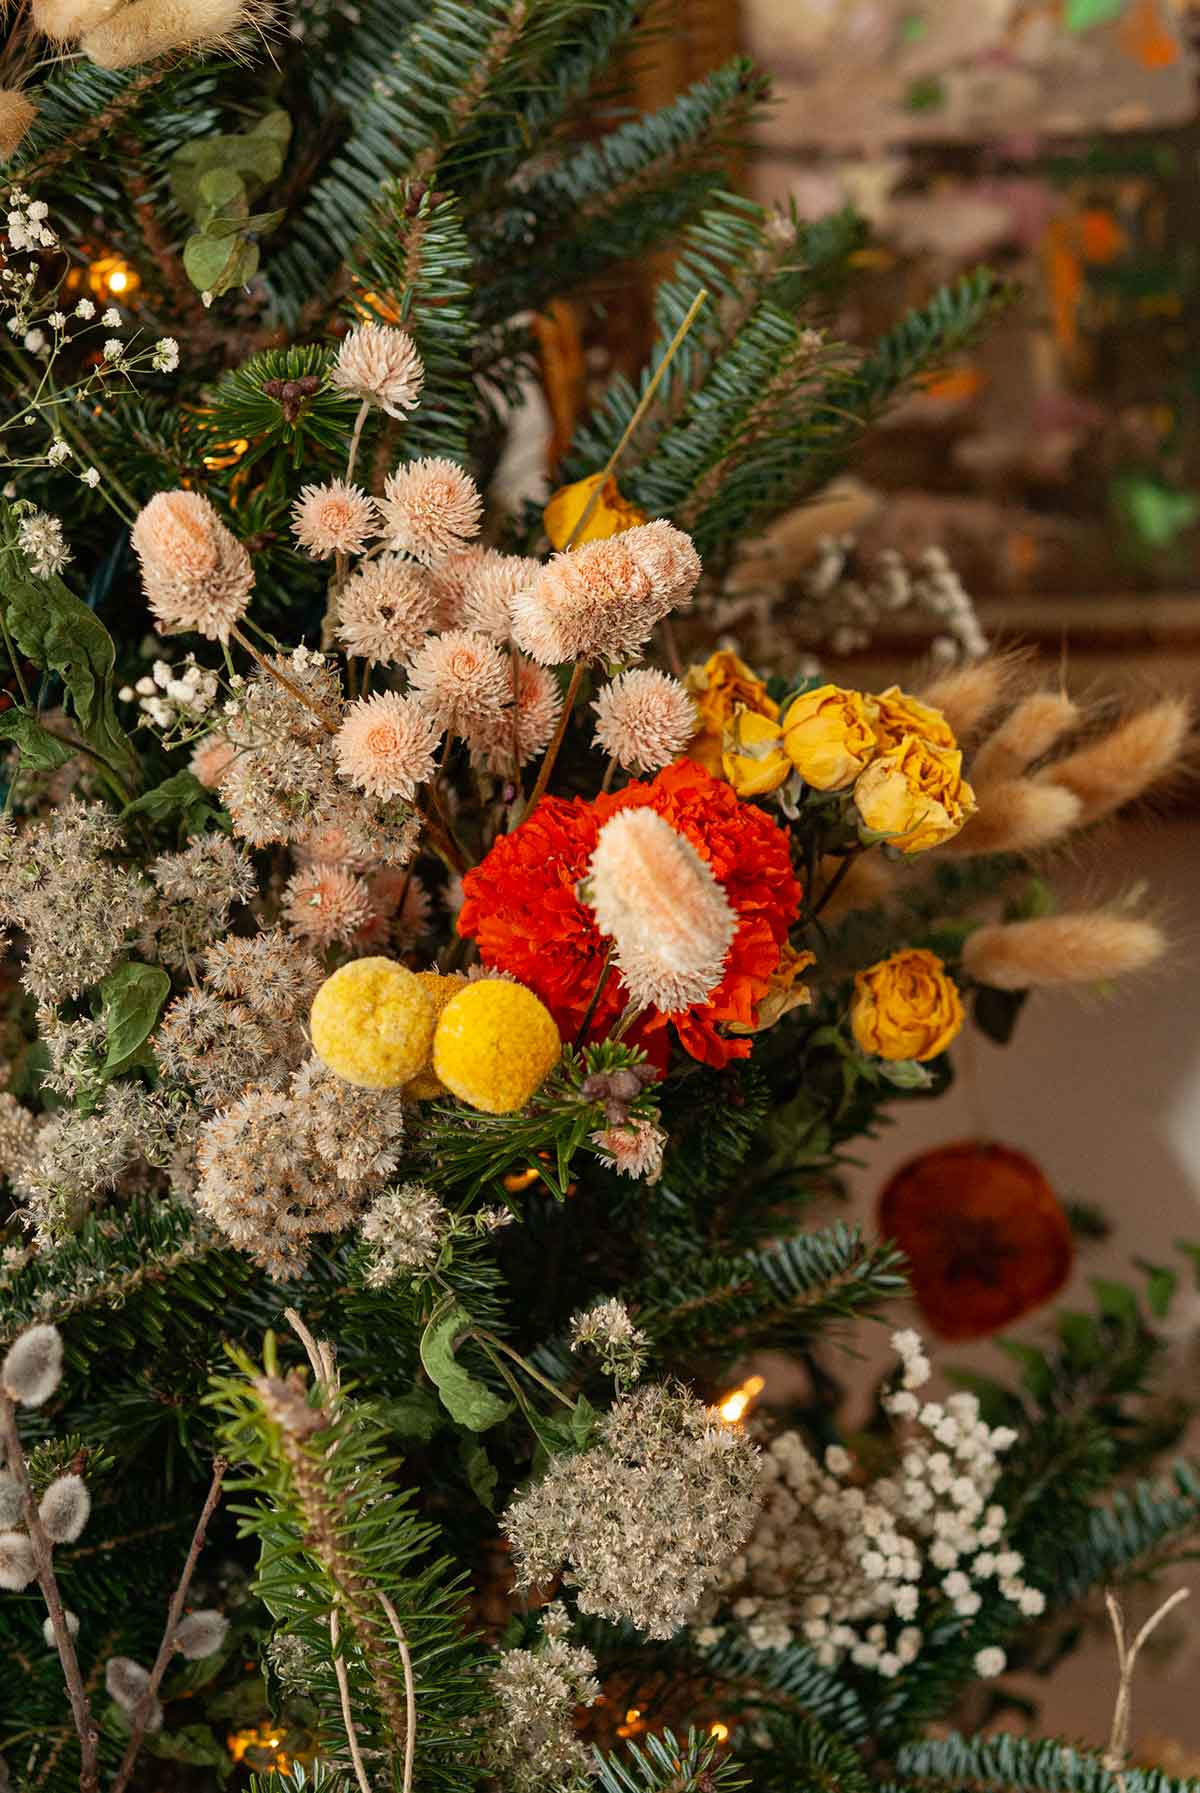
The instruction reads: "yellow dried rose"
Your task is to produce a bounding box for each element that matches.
[872,685,957,753]
[722,705,791,796]
[853,735,976,854]
[850,948,964,1063]
[781,684,878,790]
[685,650,779,777]
[543,472,647,550]
[728,943,816,1035]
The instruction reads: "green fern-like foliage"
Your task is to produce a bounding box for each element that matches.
[891,1732,1194,1793]
[210,1340,487,1791]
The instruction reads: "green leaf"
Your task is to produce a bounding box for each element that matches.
[183,230,260,297]
[381,1385,443,1443]
[169,108,291,216]
[145,1723,232,1776]
[121,769,223,836]
[419,1302,511,1432]
[1066,0,1125,28]
[874,1057,934,1091]
[973,984,1029,1047]
[99,962,171,1072]
[1091,1277,1141,1326]
[0,707,74,770]
[2,544,138,787]
[1137,1260,1177,1320]
[571,1393,597,1451]
[459,1436,498,1510]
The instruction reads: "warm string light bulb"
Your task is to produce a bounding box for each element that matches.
[87,252,140,301]
[226,1722,291,1771]
[716,1373,764,1426]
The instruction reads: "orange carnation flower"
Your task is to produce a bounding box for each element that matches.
[879,1140,1073,1341]
[457,759,802,1068]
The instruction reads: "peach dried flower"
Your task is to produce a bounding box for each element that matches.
[132,489,253,642]
[336,555,437,663]
[407,628,510,740]
[291,479,379,560]
[593,668,697,773]
[331,321,424,418]
[334,691,441,801]
[380,457,483,565]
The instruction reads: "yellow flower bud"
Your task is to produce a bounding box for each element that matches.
[782,684,878,790]
[853,735,976,854]
[850,949,964,1062]
[433,978,561,1114]
[543,473,647,551]
[404,971,469,1100]
[310,957,435,1090]
[721,705,791,796]
[872,685,957,753]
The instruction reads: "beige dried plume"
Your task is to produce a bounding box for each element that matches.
[0,88,37,159]
[1035,696,1192,827]
[970,690,1080,786]
[963,912,1165,990]
[80,0,272,68]
[30,0,121,39]
[941,780,1082,858]
[920,651,1026,744]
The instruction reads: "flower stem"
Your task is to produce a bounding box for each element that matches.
[229,624,339,737]
[523,658,584,816]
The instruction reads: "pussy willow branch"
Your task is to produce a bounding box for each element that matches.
[109,1456,228,1793]
[0,1393,100,1793]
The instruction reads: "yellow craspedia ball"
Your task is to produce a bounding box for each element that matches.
[432,978,561,1115]
[310,957,435,1090]
[404,971,469,1100]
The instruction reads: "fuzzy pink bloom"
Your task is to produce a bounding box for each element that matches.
[291,479,379,560]
[189,731,237,790]
[334,691,441,801]
[406,628,510,740]
[585,808,736,1015]
[625,519,701,609]
[282,864,372,947]
[331,322,424,419]
[426,545,490,632]
[511,536,662,666]
[460,552,543,640]
[294,824,371,872]
[380,457,483,566]
[336,555,437,663]
[353,868,432,948]
[591,1115,667,1184]
[593,668,697,773]
[471,655,563,775]
[132,490,254,642]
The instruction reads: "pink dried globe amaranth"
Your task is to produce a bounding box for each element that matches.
[625,518,702,609]
[331,321,424,419]
[282,863,373,948]
[336,555,437,663]
[511,536,653,666]
[460,552,543,640]
[586,808,736,1015]
[132,490,254,642]
[407,628,511,741]
[334,691,441,801]
[291,478,379,560]
[380,456,483,566]
[426,544,491,631]
[593,668,697,773]
[189,731,236,791]
[592,1115,667,1184]
[471,655,562,775]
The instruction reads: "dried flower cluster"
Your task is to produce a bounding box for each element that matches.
[695,1331,1043,1678]
[486,1603,600,1791]
[504,1383,762,1638]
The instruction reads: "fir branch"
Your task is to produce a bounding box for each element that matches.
[1051,1462,1200,1602]
[891,1732,1192,1793]
[594,1725,749,1793]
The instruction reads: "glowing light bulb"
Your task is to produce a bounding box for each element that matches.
[710,1721,730,1742]
[716,1374,765,1426]
[87,253,140,301]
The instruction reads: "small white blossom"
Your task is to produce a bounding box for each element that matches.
[153,337,180,373]
[74,298,96,320]
[81,467,100,489]
[100,307,121,327]
[974,1646,1007,1678]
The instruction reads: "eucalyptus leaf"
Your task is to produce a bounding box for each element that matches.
[459,1436,498,1510]
[2,544,138,787]
[121,769,223,837]
[183,232,260,297]
[169,108,291,217]
[419,1303,510,1432]
[382,1385,443,1442]
[100,962,171,1072]
[0,708,74,771]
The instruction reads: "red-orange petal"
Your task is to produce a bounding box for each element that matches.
[879,1140,1073,1341]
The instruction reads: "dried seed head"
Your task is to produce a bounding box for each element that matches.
[1,1324,63,1408]
[941,781,1081,857]
[174,1609,230,1659]
[105,1656,162,1731]
[0,1475,21,1528]
[0,89,37,158]
[0,1531,36,1591]
[963,912,1166,990]
[38,1474,90,1544]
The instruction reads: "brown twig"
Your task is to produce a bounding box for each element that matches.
[376,1590,418,1793]
[1103,1587,1190,1788]
[329,1606,375,1793]
[229,625,340,736]
[0,1394,100,1793]
[109,1457,228,1793]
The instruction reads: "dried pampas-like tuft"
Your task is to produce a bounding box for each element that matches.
[30,0,121,40]
[0,88,37,159]
[963,912,1165,990]
[81,0,272,68]
[1036,697,1192,826]
[941,780,1081,857]
[970,690,1081,787]
[920,652,1026,745]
